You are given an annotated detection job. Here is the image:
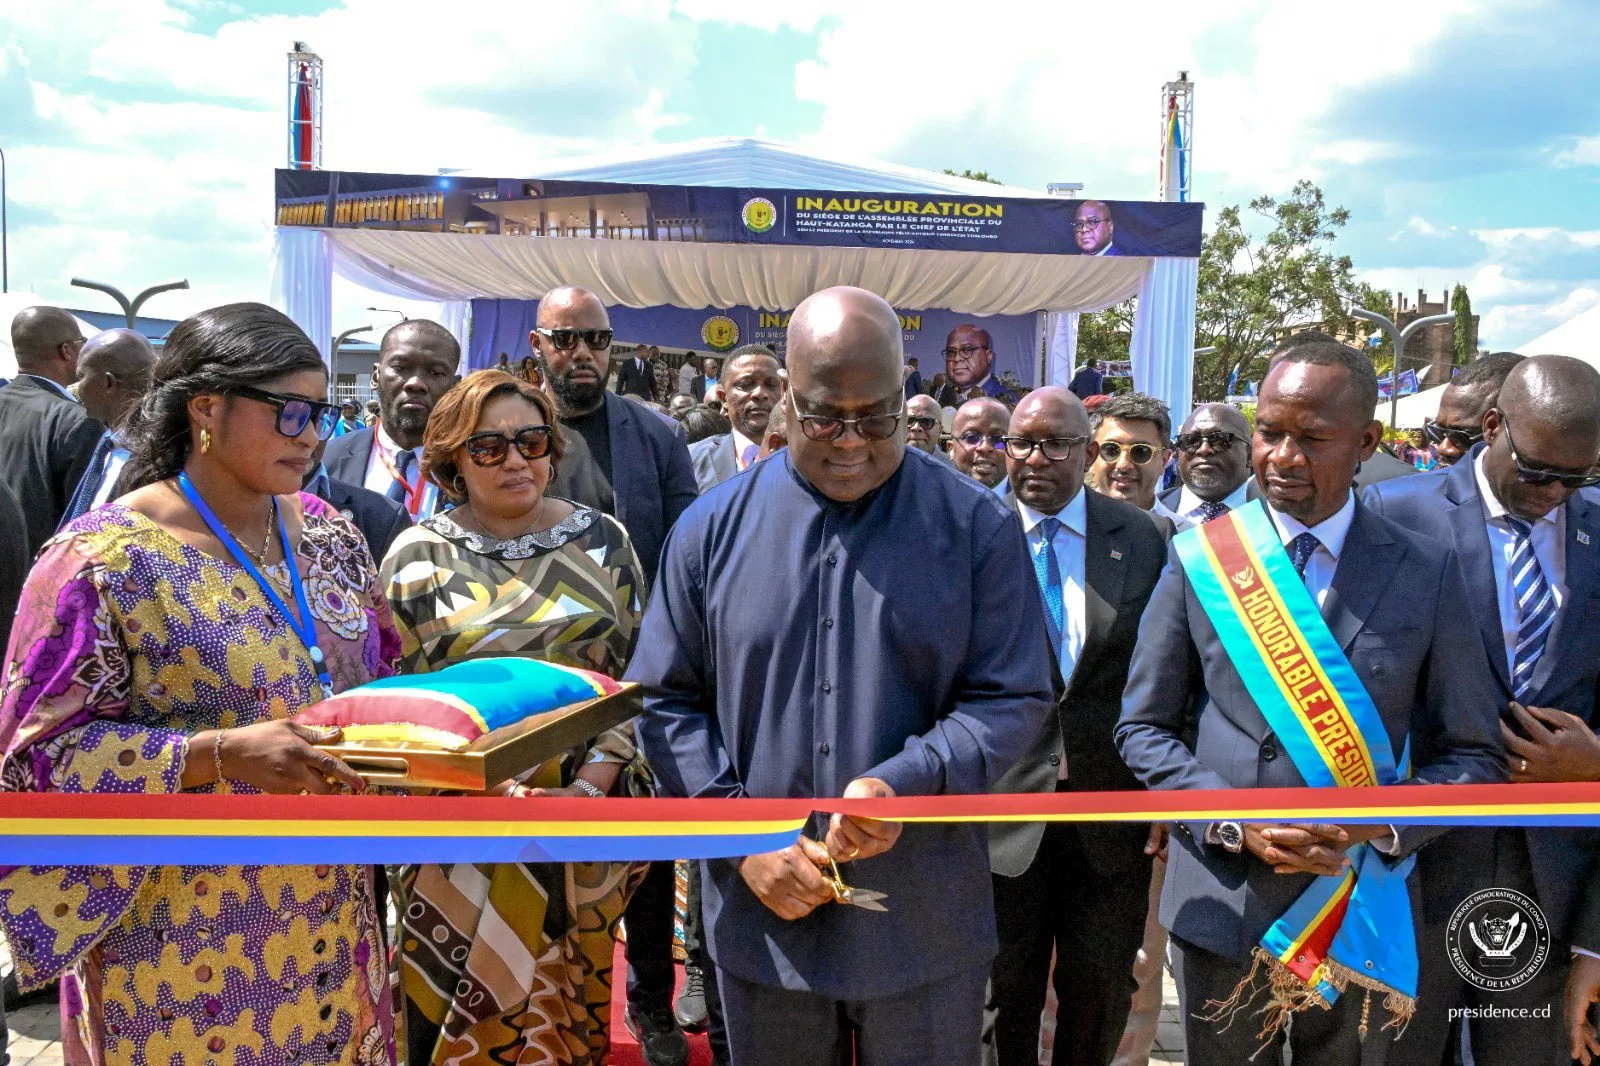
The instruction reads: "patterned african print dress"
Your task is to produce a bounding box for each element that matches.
[379,504,649,1066]
[0,494,402,1066]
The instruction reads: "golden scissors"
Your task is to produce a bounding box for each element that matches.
[821,848,888,912]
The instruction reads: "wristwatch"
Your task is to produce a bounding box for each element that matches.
[1214,821,1245,853]
[572,779,606,799]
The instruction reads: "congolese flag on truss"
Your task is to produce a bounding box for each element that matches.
[4,784,1600,865]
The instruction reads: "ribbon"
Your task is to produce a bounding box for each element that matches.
[3,783,1600,865]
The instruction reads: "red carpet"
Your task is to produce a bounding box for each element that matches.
[608,939,714,1066]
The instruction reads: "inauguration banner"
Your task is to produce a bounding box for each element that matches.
[469,298,1039,386]
[275,169,1204,258]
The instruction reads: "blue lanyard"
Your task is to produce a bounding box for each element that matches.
[177,472,335,702]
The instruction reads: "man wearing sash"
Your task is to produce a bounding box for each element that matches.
[1117,339,1504,1064]
[1364,354,1600,1064]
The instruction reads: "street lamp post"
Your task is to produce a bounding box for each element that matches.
[1351,307,1457,429]
[367,306,407,323]
[70,278,190,330]
[330,325,374,402]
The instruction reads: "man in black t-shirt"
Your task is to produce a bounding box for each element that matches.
[530,286,699,1066]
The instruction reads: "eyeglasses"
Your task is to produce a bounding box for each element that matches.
[1072,217,1110,232]
[1096,441,1159,466]
[1003,435,1090,462]
[1421,418,1483,451]
[942,345,989,362]
[232,385,340,441]
[464,426,555,467]
[791,399,904,442]
[955,430,1007,451]
[906,416,939,430]
[534,326,614,352]
[1498,415,1600,488]
[1175,430,1248,454]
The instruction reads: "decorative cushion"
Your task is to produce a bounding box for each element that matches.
[296,657,623,751]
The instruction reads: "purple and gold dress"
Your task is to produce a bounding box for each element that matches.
[0,495,401,1066]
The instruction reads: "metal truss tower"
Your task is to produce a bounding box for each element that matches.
[288,42,323,171]
[1158,72,1193,202]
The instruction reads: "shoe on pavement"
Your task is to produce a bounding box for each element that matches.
[674,966,709,1032]
[625,1002,689,1066]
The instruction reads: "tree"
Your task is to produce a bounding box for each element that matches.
[942,168,1001,185]
[1076,298,1136,388]
[1452,283,1474,366]
[1192,180,1386,403]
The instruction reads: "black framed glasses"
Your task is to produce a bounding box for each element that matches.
[955,430,1007,451]
[534,326,614,352]
[1097,441,1159,465]
[1175,430,1248,454]
[906,415,939,430]
[1499,415,1600,488]
[1072,217,1110,232]
[942,344,989,362]
[1421,418,1483,451]
[232,385,340,441]
[1003,435,1089,462]
[791,397,904,442]
[464,426,555,467]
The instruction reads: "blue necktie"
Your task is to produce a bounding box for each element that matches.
[387,449,416,505]
[1288,531,1320,580]
[1506,517,1556,699]
[60,432,116,529]
[1032,517,1066,661]
[1196,499,1229,524]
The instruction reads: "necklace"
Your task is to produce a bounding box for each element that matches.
[175,480,275,565]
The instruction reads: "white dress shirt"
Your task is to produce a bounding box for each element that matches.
[1149,497,1195,532]
[1175,480,1252,523]
[1265,490,1357,610]
[90,444,131,510]
[731,429,759,471]
[1474,451,1567,676]
[1018,490,1088,780]
[363,424,440,518]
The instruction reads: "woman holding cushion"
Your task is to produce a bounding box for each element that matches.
[379,370,649,1066]
[0,304,400,1066]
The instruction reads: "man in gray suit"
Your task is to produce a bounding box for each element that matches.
[1116,339,1504,1065]
[985,388,1168,1066]
[689,345,783,491]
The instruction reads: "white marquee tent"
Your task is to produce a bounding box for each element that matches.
[270,138,1201,416]
[1515,301,1600,371]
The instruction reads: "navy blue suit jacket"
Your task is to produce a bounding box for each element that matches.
[323,426,377,488]
[1116,500,1505,962]
[599,393,697,584]
[1364,447,1600,947]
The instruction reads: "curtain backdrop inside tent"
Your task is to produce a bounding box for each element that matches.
[469,299,1039,386]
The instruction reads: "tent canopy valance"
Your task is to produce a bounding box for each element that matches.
[269,138,1203,415]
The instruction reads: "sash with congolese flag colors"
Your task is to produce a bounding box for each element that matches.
[1174,501,1417,1040]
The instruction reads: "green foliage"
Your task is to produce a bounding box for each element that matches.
[1452,284,1474,366]
[1077,297,1136,373]
[1193,180,1387,402]
[941,168,1002,185]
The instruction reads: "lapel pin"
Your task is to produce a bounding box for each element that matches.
[1110,550,1124,561]
[1580,530,1592,546]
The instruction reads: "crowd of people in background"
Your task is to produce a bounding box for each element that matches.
[0,288,1597,1066]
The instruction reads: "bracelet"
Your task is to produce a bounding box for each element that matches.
[571,778,606,799]
[213,730,228,793]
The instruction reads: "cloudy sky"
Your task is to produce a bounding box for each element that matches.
[3,0,1598,348]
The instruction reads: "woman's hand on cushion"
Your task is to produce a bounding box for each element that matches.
[214,721,364,795]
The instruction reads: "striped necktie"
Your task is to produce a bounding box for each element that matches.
[60,431,116,529]
[1506,516,1556,699]
[1032,517,1066,660]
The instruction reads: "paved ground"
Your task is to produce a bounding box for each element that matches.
[1152,966,1187,1063]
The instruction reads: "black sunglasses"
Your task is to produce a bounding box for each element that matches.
[535,326,613,352]
[465,426,555,467]
[1003,435,1090,462]
[1421,418,1484,451]
[232,385,340,441]
[1097,441,1160,466]
[1499,415,1600,489]
[1175,430,1247,454]
[906,415,939,430]
[791,398,904,442]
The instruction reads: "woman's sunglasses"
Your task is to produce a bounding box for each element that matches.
[464,426,555,467]
[1096,441,1159,466]
[232,385,340,441]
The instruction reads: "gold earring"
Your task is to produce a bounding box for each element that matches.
[199,428,212,454]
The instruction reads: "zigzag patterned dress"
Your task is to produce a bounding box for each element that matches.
[380,504,649,1066]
